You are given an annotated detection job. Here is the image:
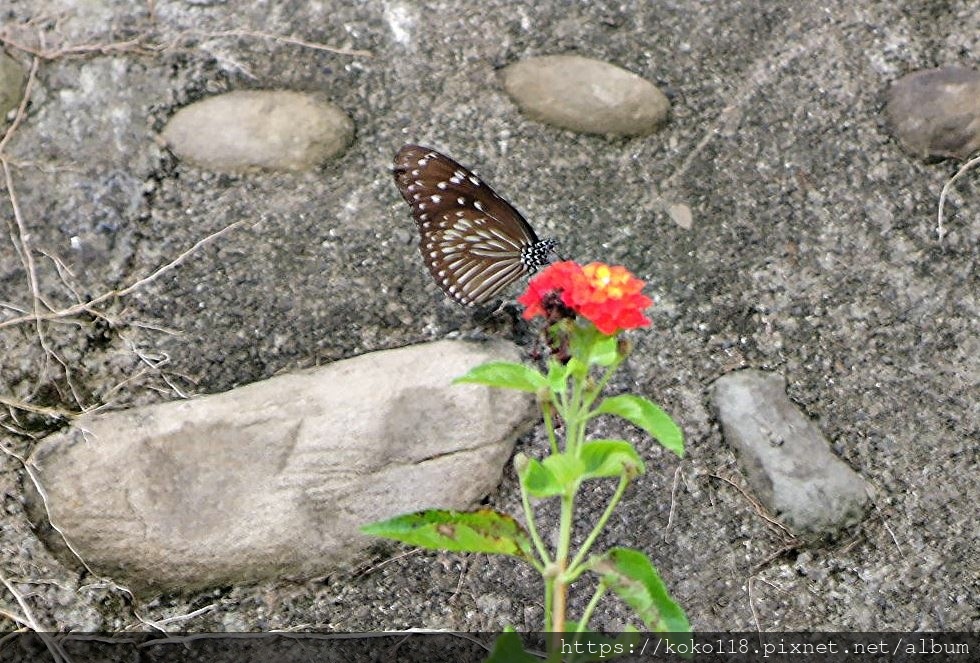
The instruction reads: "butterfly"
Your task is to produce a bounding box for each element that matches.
[393,145,559,306]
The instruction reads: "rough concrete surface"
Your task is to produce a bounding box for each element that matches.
[0,0,977,634]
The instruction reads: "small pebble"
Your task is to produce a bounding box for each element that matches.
[886,66,980,161]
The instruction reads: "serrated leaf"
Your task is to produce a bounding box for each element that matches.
[580,440,646,479]
[361,509,533,559]
[521,458,564,498]
[594,395,684,457]
[454,361,547,393]
[594,548,690,634]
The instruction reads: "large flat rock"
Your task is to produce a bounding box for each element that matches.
[26,339,536,593]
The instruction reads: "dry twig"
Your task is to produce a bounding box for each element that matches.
[936,153,980,243]
[0,220,246,330]
[708,472,796,540]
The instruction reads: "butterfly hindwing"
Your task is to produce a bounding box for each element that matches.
[393,145,556,306]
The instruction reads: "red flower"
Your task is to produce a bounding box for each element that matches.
[518,261,652,335]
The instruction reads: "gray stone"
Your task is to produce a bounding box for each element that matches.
[0,52,26,120]
[711,370,870,541]
[25,339,536,593]
[502,55,669,136]
[161,90,354,172]
[886,66,980,161]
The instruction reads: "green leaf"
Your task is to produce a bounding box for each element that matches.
[594,548,690,634]
[589,335,619,367]
[484,631,540,663]
[521,458,564,498]
[567,357,589,381]
[361,509,533,559]
[568,322,599,359]
[594,395,684,457]
[453,361,547,393]
[580,440,646,480]
[546,359,570,393]
[521,454,585,497]
[542,453,585,487]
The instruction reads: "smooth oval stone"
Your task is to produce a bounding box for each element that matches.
[886,67,980,161]
[0,52,26,119]
[161,90,354,172]
[502,55,669,136]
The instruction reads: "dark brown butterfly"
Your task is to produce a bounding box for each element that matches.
[393,145,559,306]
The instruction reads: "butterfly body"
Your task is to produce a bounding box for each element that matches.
[393,145,558,306]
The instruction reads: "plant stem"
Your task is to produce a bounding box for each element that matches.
[542,398,559,456]
[574,582,608,643]
[560,583,608,663]
[522,481,551,567]
[544,573,554,634]
[581,357,624,414]
[566,370,585,454]
[566,474,630,578]
[551,490,576,634]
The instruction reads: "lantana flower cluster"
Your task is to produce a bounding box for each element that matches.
[518,261,653,335]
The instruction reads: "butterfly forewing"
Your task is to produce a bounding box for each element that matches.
[393,145,556,306]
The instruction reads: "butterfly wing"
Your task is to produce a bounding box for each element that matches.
[393,145,543,306]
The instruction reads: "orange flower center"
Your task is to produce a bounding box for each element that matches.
[583,263,628,298]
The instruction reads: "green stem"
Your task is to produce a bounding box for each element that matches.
[567,371,585,454]
[569,583,608,659]
[577,583,607,633]
[556,382,571,453]
[544,575,554,636]
[521,479,551,567]
[566,474,630,579]
[580,357,624,414]
[541,398,559,457]
[551,489,576,634]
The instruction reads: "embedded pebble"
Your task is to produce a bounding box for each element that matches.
[161,90,354,172]
[25,339,536,593]
[0,52,26,119]
[712,370,871,541]
[886,66,980,161]
[667,202,693,230]
[502,55,670,136]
